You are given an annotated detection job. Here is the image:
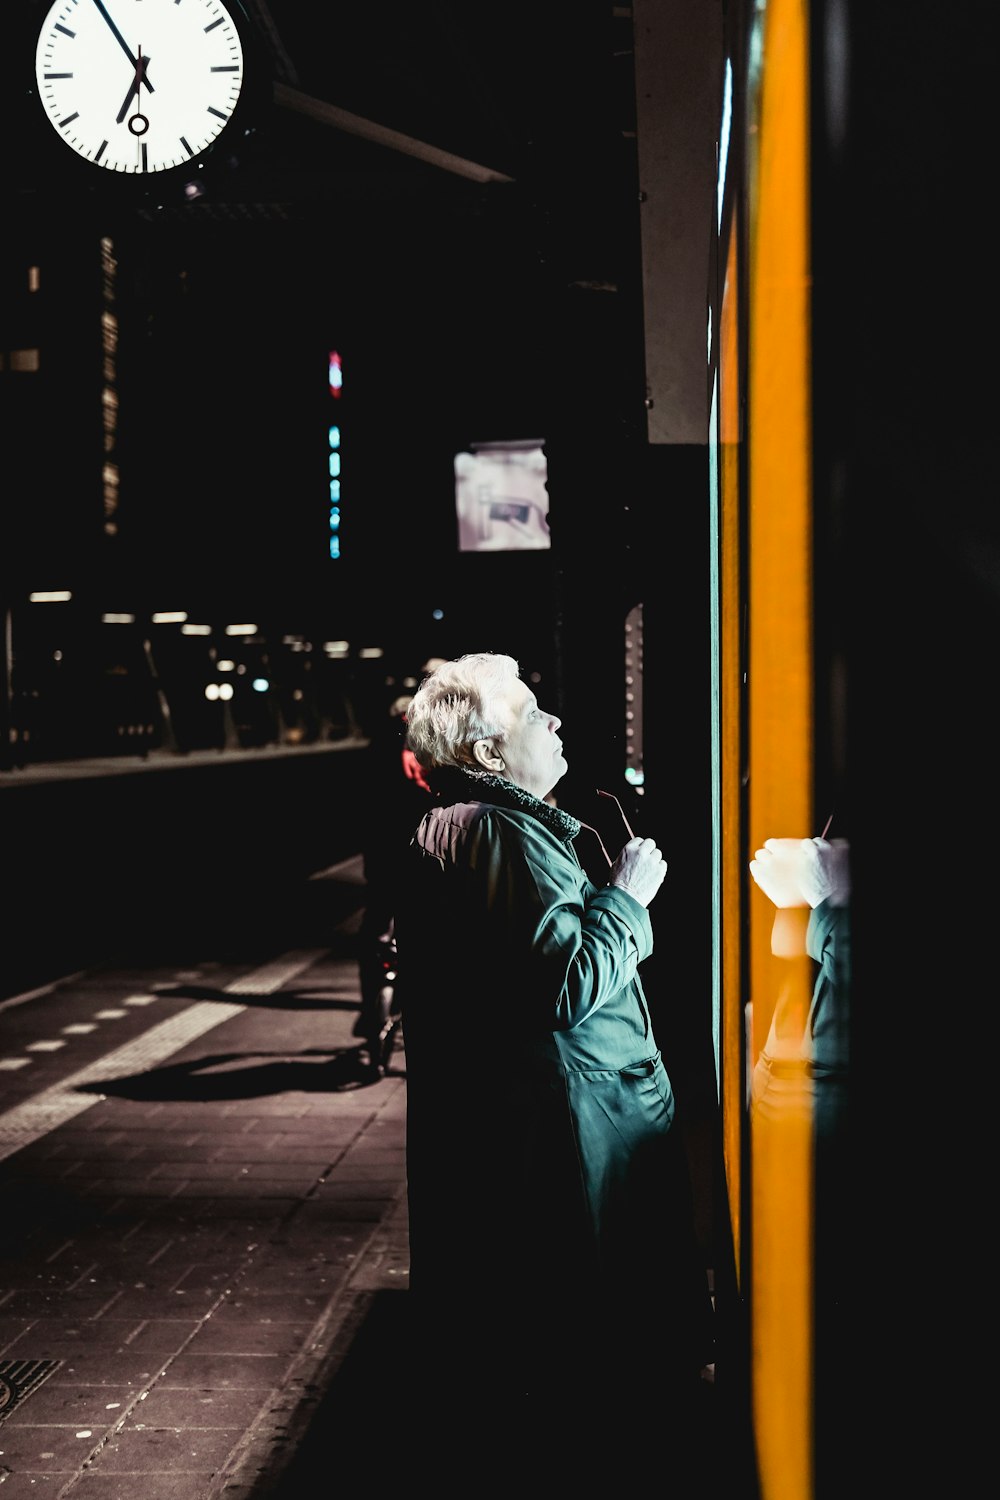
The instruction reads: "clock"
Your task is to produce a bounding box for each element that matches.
[34,0,247,175]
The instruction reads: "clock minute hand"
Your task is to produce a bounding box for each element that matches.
[90,0,155,92]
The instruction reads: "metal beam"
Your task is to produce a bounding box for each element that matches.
[273,82,515,185]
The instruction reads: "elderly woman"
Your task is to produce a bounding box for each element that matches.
[395,651,715,1434]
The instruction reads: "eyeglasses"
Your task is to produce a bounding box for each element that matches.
[578,788,636,869]
[597,788,635,839]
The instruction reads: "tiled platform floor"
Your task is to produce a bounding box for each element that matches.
[0,852,733,1498]
[0,856,415,1498]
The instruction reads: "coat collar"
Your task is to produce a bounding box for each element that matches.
[430,767,581,844]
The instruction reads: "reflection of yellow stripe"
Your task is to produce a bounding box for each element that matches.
[747,0,814,1495]
[752,1070,813,1494]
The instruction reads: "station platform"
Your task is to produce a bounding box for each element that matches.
[0,850,734,1498]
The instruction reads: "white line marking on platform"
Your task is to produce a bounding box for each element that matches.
[0,949,328,1162]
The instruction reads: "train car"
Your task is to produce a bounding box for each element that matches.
[703,3,990,1497]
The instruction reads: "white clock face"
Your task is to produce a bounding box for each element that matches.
[35,0,246,174]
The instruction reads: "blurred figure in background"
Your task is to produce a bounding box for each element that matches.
[353,658,445,1073]
[352,690,430,1073]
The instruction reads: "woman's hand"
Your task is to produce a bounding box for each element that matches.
[610,836,668,908]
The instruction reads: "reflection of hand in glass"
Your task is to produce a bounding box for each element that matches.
[749,837,811,907]
[750,836,850,910]
[798,837,850,908]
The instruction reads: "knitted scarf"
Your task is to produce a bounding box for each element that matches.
[429,767,581,844]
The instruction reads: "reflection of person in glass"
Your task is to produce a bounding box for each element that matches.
[749,832,851,1498]
[748,834,850,1120]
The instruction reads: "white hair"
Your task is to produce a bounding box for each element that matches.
[404,652,521,770]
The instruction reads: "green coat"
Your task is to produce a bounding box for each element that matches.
[396,770,712,1393]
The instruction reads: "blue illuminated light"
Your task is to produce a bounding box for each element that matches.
[252,677,269,693]
[327,352,343,560]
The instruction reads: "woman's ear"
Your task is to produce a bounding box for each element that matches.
[473,738,505,773]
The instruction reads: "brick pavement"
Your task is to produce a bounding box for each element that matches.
[0,858,411,1499]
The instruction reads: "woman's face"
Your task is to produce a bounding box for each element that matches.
[486,677,567,800]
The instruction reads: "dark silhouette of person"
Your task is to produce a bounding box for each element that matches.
[352,689,432,1072]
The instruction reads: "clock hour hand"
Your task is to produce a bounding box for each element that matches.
[116,51,153,124]
[90,0,155,92]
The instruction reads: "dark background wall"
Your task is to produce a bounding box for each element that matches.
[0,743,369,1000]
